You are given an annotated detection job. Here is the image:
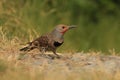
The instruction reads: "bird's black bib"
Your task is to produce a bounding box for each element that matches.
[54,41,63,47]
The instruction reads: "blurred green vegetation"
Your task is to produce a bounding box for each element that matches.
[0,0,120,53]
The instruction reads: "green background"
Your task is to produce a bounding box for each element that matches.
[0,0,120,53]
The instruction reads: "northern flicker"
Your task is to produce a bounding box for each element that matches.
[20,24,76,57]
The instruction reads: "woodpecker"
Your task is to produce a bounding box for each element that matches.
[20,24,76,57]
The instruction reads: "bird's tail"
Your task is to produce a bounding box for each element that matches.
[19,46,30,51]
[20,42,36,52]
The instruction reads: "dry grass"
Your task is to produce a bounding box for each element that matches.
[0,1,120,80]
[0,32,120,80]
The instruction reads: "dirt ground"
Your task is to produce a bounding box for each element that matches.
[0,38,120,80]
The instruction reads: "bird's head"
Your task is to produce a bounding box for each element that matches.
[51,24,76,42]
[55,24,76,35]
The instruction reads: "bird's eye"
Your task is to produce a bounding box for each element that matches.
[62,26,65,29]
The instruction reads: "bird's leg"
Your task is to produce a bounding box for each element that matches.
[32,47,46,58]
[41,47,45,54]
[35,41,45,55]
[39,47,47,57]
[53,51,60,58]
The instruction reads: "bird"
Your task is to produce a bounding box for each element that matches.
[20,24,76,57]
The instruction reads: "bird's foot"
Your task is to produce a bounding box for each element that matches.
[54,54,61,59]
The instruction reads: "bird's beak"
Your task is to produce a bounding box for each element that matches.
[68,25,77,29]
